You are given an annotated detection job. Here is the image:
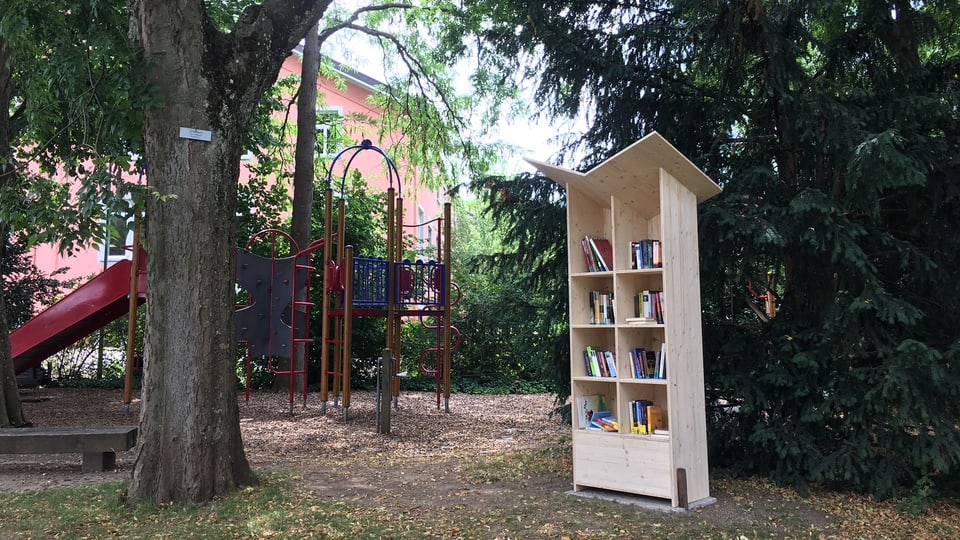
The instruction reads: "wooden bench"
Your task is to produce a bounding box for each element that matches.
[0,426,137,472]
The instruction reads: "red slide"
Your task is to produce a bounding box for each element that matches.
[10,258,146,375]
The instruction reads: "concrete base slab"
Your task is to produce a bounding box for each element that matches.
[568,487,717,513]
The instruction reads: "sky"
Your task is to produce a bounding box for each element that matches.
[319,19,580,176]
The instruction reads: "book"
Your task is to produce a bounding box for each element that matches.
[642,290,653,320]
[584,346,602,376]
[631,291,658,324]
[583,236,613,271]
[653,291,664,324]
[590,290,615,325]
[595,415,619,432]
[630,348,645,378]
[581,238,596,272]
[588,410,614,431]
[583,348,598,376]
[630,400,653,434]
[595,348,610,377]
[576,394,606,429]
[658,342,667,378]
[646,405,664,432]
[645,350,658,378]
[631,239,663,269]
[603,350,617,378]
[591,238,613,271]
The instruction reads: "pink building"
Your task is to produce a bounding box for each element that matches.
[29,52,443,286]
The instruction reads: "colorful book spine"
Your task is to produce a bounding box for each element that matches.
[631,239,663,269]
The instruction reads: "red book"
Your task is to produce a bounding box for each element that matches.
[581,237,596,271]
[590,237,614,271]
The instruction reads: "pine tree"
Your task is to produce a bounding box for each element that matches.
[454,0,960,498]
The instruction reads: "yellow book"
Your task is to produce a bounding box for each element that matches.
[646,405,664,433]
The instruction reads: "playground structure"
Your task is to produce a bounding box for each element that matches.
[235,139,461,418]
[10,249,147,377]
[11,140,460,423]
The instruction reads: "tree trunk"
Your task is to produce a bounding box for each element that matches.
[127,0,331,504]
[273,23,319,394]
[0,38,29,428]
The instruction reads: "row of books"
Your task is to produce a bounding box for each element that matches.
[575,394,668,436]
[582,346,666,379]
[581,236,613,272]
[583,346,617,377]
[630,400,668,436]
[589,412,619,432]
[589,290,616,325]
[631,239,662,269]
[629,345,666,379]
[625,290,664,325]
[576,395,620,432]
[582,236,664,272]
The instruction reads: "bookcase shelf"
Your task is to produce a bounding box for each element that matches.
[526,132,721,509]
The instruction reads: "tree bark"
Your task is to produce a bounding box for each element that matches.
[0,37,30,428]
[127,0,331,504]
[273,22,319,394]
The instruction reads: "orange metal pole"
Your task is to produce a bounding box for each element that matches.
[332,197,347,408]
[342,245,354,419]
[392,195,404,399]
[123,214,142,415]
[442,202,452,412]
[320,188,333,406]
[385,188,396,357]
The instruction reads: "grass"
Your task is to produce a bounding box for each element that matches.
[1,449,959,539]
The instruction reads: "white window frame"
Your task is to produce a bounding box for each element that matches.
[98,198,135,265]
[317,106,345,158]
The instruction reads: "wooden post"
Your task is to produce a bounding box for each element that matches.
[378,348,392,434]
[765,270,777,319]
[123,215,142,415]
[676,468,688,509]
[319,188,333,407]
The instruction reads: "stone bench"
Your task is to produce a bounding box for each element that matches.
[0,426,137,472]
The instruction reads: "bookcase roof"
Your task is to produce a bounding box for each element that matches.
[523,131,722,204]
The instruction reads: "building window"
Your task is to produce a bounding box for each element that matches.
[100,214,134,264]
[415,204,436,257]
[317,107,345,158]
[417,205,427,250]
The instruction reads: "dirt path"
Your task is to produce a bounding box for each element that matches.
[1,387,836,535]
[2,388,566,493]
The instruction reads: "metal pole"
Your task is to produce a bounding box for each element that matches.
[97,228,108,380]
[123,215,142,416]
[377,348,392,434]
[320,188,333,410]
[442,202,452,413]
[342,245,354,421]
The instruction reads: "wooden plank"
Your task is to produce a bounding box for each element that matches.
[676,468,688,509]
[660,169,711,503]
[572,432,672,498]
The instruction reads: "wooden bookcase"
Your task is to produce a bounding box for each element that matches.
[525,132,721,508]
